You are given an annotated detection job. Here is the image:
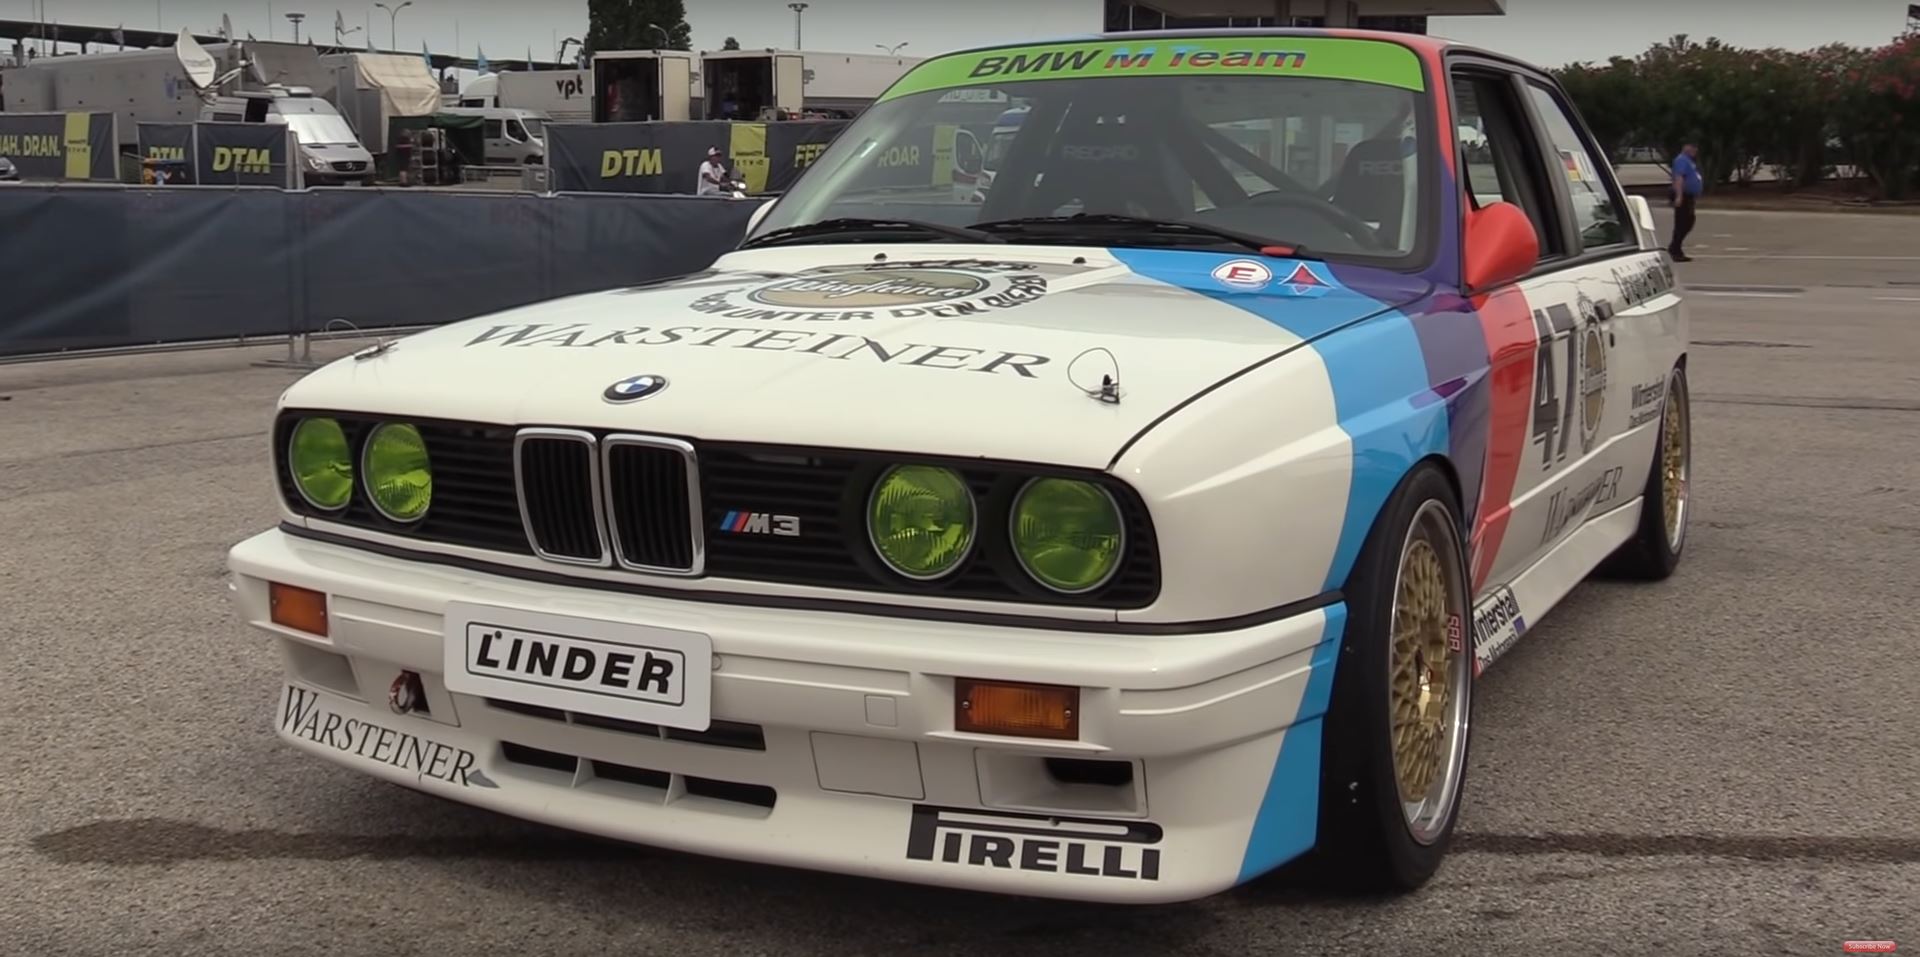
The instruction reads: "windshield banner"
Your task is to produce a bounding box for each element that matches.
[880,36,1425,102]
[0,112,119,182]
[194,122,296,189]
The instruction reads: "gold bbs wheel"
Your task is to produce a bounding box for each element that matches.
[1662,371,1691,551]
[1387,500,1471,846]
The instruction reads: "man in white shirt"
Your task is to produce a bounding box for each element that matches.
[697,147,728,196]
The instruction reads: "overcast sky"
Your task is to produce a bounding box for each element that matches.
[11,0,1915,69]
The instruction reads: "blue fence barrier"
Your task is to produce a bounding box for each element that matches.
[0,185,761,359]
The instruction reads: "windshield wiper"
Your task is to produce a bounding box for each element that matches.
[741,217,1004,249]
[971,214,1309,257]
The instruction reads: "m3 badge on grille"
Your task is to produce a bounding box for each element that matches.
[604,374,669,402]
[718,510,800,537]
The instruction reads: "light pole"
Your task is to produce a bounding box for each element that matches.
[876,42,907,55]
[647,22,669,48]
[285,12,304,43]
[374,1,411,51]
[788,2,808,49]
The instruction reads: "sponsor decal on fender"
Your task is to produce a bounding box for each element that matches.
[1471,586,1527,675]
[907,805,1163,881]
[1211,259,1272,288]
[464,323,1056,378]
[1611,258,1675,309]
[1277,262,1334,298]
[687,261,1049,323]
[1540,465,1626,546]
[1629,377,1667,428]
[279,684,496,788]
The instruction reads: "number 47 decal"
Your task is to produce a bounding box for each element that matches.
[1531,298,1611,469]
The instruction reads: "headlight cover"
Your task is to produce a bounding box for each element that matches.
[1011,478,1125,593]
[362,422,433,522]
[288,417,353,510]
[867,465,976,579]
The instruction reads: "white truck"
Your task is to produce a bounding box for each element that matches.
[2,44,235,146]
[700,49,922,120]
[590,50,695,122]
[318,52,443,156]
[459,69,592,124]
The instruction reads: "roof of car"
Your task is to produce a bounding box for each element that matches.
[938,27,1499,66]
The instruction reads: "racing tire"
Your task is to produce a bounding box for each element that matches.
[1309,463,1474,893]
[1598,363,1690,581]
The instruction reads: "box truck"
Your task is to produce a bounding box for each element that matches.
[319,52,443,155]
[591,51,695,122]
[458,69,592,124]
[699,49,921,120]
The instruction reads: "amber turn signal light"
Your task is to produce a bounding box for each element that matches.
[269,581,329,637]
[955,678,1079,740]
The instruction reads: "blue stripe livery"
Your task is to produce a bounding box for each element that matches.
[1235,602,1345,883]
[1107,248,1451,591]
[1109,248,1454,883]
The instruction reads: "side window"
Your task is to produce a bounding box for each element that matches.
[484,120,505,139]
[1451,72,1562,262]
[1524,82,1626,250]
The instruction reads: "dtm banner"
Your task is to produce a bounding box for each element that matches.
[137,123,197,184]
[194,122,296,188]
[548,120,850,194]
[547,120,725,194]
[0,112,119,181]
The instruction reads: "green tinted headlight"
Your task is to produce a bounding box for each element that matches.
[362,422,432,523]
[1011,478,1125,594]
[288,417,353,511]
[867,465,975,580]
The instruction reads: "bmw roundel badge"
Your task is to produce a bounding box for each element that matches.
[604,374,669,403]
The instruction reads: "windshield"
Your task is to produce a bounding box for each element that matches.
[751,37,1432,263]
[279,112,360,147]
[519,117,545,139]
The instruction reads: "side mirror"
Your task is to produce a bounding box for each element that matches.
[1463,201,1539,292]
[1625,194,1658,247]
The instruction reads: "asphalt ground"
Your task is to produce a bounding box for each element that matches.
[2,206,1916,957]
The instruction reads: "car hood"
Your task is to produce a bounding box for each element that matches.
[282,244,1433,469]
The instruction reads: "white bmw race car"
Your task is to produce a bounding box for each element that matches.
[229,28,1690,904]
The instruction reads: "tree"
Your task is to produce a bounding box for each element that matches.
[723,36,740,50]
[1830,34,1920,199]
[1553,56,1644,160]
[586,0,691,53]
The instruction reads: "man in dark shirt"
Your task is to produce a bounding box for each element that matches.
[1669,144,1703,262]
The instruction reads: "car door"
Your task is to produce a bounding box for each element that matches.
[1449,64,1635,595]
[1512,75,1681,556]
[1516,76,1684,535]
[484,118,507,163]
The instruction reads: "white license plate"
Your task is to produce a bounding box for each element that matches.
[442,602,713,731]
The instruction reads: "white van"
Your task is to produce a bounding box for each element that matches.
[439,107,549,166]
[202,86,377,186]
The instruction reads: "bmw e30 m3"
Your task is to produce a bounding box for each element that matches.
[229,29,1691,904]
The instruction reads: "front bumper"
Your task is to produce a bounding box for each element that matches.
[228,528,1342,903]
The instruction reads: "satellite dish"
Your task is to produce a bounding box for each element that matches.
[177,29,217,90]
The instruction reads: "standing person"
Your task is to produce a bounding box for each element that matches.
[697,147,728,196]
[1669,143,1703,262]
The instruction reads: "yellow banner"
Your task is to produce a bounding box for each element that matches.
[931,123,957,188]
[728,123,770,194]
[63,112,92,180]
